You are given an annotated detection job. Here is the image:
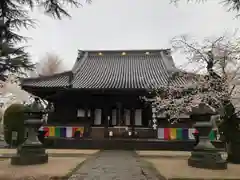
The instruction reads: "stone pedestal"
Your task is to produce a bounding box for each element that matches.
[11,144,48,165]
[227,141,240,164]
[188,118,227,170]
[11,113,48,165]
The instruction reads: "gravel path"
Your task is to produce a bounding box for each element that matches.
[68,150,160,180]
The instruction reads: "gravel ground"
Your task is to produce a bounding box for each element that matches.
[144,157,240,180]
[0,157,86,180]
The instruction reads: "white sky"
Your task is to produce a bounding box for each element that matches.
[19,0,239,70]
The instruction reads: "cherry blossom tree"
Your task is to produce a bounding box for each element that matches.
[0,74,31,105]
[145,33,240,138]
[0,74,33,135]
[143,33,240,161]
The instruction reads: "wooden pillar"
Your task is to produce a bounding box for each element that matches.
[83,107,89,138]
[130,108,135,132]
[90,109,95,125]
[101,108,104,125]
[120,106,124,126]
[84,107,88,122]
[116,103,120,126]
[109,108,112,127]
[88,108,94,137]
[103,107,109,138]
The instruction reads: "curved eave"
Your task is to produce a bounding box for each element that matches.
[20,71,73,89]
[22,86,70,100]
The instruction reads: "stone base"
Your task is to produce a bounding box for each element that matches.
[228,154,240,164]
[188,151,227,170]
[228,142,240,164]
[10,144,48,165]
[11,153,48,165]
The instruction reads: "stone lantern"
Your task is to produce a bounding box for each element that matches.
[11,100,48,165]
[188,102,227,170]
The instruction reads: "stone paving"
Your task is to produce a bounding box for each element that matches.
[68,150,160,180]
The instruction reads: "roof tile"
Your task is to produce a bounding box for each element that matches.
[21,50,187,89]
[21,71,71,88]
[72,52,184,89]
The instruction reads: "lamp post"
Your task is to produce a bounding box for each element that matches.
[188,103,227,170]
[11,108,48,165]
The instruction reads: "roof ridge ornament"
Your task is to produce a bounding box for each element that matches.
[163,49,171,56]
[77,50,85,61]
[72,50,88,73]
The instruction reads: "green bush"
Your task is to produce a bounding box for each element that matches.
[4,104,26,146]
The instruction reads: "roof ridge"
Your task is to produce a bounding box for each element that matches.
[83,49,171,57]
[72,51,89,73]
[160,50,178,72]
[21,71,72,81]
[83,48,170,52]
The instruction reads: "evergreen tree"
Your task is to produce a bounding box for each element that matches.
[0,1,34,78]
[0,42,34,78]
[0,0,91,78]
[224,0,240,13]
[172,0,240,15]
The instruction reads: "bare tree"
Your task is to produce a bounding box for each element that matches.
[35,53,65,76]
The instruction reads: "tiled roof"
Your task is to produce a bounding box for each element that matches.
[72,50,185,89]
[21,49,188,89]
[21,71,72,88]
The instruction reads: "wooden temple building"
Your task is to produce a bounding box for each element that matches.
[21,49,218,149]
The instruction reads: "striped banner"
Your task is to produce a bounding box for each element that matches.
[43,127,49,136]
[39,126,84,138]
[60,127,67,137]
[48,127,55,137]
[182,128,189,140]
[157,128,217,140]
[157,128,164,139]
[164,128,170,140]
[38,126,217,141]
[170,128,177,140]
[176,128,182,140]
[66,127,73,138]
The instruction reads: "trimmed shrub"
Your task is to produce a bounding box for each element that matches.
[4,104,26,146]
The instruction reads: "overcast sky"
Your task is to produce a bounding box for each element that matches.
[19,0,239,70]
